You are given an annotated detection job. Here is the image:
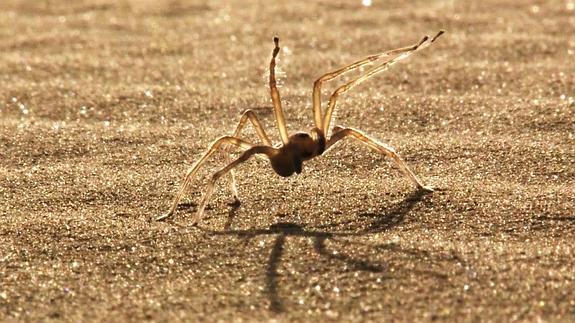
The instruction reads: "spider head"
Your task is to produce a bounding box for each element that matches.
[290,132,318,161]
[270,132,323,177]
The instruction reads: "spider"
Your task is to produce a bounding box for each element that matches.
[158,31,444,224]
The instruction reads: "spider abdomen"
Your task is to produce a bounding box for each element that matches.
[270,152,299,177]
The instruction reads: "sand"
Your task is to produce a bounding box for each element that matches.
[1,0,574,321]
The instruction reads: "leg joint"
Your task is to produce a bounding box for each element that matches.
[241,109,256,116]
[211,172,223,182]
[217,135,237,142]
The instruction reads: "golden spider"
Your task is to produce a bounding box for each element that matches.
[158,31,444,224]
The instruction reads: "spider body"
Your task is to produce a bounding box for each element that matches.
[271,129,326,177]
[158,31,444,224]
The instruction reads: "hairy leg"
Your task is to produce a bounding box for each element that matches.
[322,31,444,134]
[269,37,290,144]
[223,109,274,202]
[312,34,434,130]
[157,136,254,221]
[193,146,278,225]
[232,109,273,146]
[326,127,433,191]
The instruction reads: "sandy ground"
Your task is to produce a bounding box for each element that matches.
[1,0,574,321]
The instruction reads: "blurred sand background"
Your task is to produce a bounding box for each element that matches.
[1,0,574,321]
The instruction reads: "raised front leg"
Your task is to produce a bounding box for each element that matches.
[269,37,290,145]
[322,31,444,135]
[312,35,432,130]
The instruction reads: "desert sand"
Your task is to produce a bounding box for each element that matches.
[1,0,574,321]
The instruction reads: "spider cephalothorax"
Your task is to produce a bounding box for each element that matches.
[271,130,326,177]
[158,31,444,224]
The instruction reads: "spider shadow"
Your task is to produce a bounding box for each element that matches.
[202,189,432,313]
[359,188,431,232]
[172,200,237,226]
[223,201,241,230]
[176,201,197,211]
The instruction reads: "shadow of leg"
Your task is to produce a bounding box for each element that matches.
[223,202,241,230]
[266,234,286,313]
[176,201,197,211]
[362,189,432,233]
[314,236,384,272]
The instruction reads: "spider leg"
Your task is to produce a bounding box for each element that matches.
[221,150,240,203]
[326,127,433,192]
[232,109,273,146]
[312,33,436,130]
[269,37,290,145]
[222,109,274,203]
[193,145,278,225]
[157,136,254,221]
[322,31,444,134]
